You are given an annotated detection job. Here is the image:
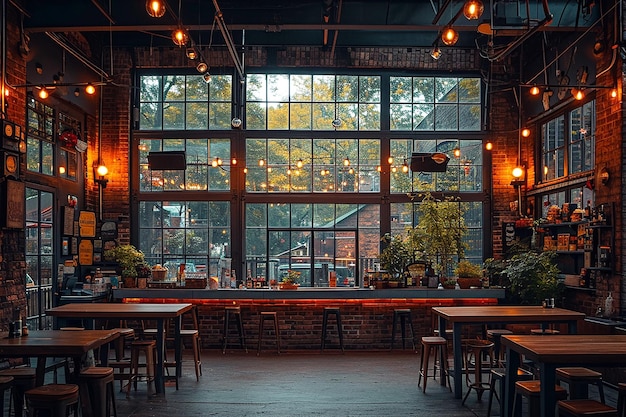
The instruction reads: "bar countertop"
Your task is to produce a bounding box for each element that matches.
[113,287,505,300]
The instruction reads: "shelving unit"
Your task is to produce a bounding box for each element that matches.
[538,203,614,291]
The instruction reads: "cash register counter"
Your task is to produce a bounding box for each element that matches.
[113,287,505,350]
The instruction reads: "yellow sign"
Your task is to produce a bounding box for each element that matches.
[79,240,94,266]
[79,211,97,237]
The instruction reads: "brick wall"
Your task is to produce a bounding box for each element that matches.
[0,3,28,332]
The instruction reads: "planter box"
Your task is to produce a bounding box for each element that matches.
[457,277,482,289]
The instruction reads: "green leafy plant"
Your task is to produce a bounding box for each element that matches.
[282,270,301,284]
[454,260,483,278]
[406,192,468,277]
[379,234,412,277]
[103,244,145,278]
[501,250,564,305]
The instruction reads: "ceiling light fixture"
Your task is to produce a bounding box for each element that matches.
[172,28,188,47]
[37,85,48,99]
[146,0,166,18]
[463,0,484,20]
[441,27,459,46]
[203,72,212,83]
[430,44,442,60]
[196,62,208,73]
[85,83,96,95]
[186,48,197,60]
[529,85,540,96]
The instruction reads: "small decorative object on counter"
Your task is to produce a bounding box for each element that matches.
[605,292,614,317]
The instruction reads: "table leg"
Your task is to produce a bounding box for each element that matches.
[155,318,165,394]
[452,322,463,399]
[35,358,46,386]
[539,363,557,417]
[174,315,182,389]
[568,319,578,334]
[503,346,521,417]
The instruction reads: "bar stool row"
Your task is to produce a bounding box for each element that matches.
[223,306,419,353]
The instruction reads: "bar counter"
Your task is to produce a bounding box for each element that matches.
[113,287,505,350]
[113,287,504,300]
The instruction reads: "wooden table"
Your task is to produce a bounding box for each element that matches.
[46,303,193,395]
[0,329,119,386]
[502,334,626,417]
[431,306,585,398]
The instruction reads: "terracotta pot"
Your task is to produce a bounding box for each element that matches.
[456,277,482,289]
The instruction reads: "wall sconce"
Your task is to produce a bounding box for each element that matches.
[599,167,610,185]
[94,163,109,188]
[511,165,525,187]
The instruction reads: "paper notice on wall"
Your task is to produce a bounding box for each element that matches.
[79,211,97,237]
[78,240,94,266]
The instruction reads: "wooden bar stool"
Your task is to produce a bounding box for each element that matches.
[0,376,14,417]
[25,384,80,417]
[110,327,135,361]
[486,367,533,417]
[556,367,605,403]
[0,367,36,417]
[486,328,512,366]
[79,367,117,417]
[128,340,156,395]
[321,307,344,352]
[512,380,568,417]
[418,336,451,393]
[557,380,626,417]
[257,312,281,355]
[390,309,416,351]
[222,306,247,353]
[462,339,495,404]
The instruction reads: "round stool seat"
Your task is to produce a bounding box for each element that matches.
[80,367,114,379]
[422,336,447,345]
[25,384,80,417]
[79,367,116,417]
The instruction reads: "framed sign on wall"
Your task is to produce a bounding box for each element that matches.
[1,179,25,229]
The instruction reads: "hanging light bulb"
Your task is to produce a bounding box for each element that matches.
[146,0,166,17]
[37,85,49,99]
[529,85,540,96]
[287,166,292,176]
[485,141,493,151]
[296,159,303,169]
[231,158,237,165]
[186,48,197,60]
[521,128,531,138]
[211,158,218,168]
[196,62,208,73]
[343,157,350,167]
[430,45,442,60]
[203,72,212,83]
[463,0,484,20]
[258,159,265,167]
[387,156,394,165]
[172,28,188,47]
[573,88,584,100]
[85,83,96,95]
[441,27,459,46]
[610,87,618,98]
[453,147,461,158]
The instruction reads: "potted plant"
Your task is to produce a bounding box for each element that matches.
[442,278,457,289]
[454,260,483,289]
[103,244,146,288]
[279,269,300,290]
[500,250,564,305]
[379,233,412,286]
[406,192,468,278]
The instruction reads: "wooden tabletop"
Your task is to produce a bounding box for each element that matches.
[501,334,626,364]
[0,329,119,357]
[432,306,585,323]
[46,302,193,319]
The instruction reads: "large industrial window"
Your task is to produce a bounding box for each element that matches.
[389,76,481,131]
[246,74,381,130]
[25,187,54,330]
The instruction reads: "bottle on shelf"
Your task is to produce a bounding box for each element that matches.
[584,200,592,219]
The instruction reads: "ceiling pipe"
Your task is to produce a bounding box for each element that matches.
[212,0,244,79]
[90,0,115,24]
[44,32,111,81]
[489,0,553,62]
[432,0,453,25]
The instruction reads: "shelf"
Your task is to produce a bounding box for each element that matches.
[587,266,612,272]
[565,285,596,292]
[555,250,585,255]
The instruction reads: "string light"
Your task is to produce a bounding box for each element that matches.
[529,85,540,96]
[485,141,493,151]
[172,28,188,47]
[463,0,484,20]
[521,128,531,138]
[145,0,166,18]
[85,83,96,95]
[441,27,459,46]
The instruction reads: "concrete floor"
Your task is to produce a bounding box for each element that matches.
[116,350,486,417]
